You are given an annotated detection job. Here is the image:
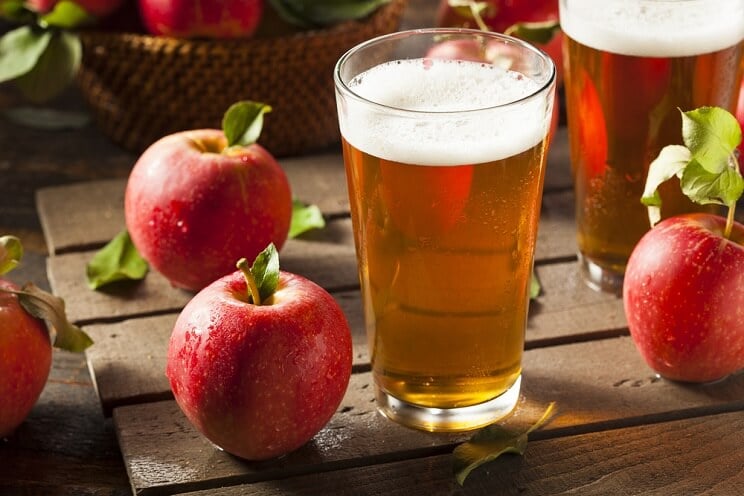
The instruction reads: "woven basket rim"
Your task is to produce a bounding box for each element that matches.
[78,0,408,49]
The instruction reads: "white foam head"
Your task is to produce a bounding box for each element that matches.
[337,59,552,166]
[560,0,744,57]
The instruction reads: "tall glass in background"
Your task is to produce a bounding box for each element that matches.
[334,29,556,432]
[560,0,744,293]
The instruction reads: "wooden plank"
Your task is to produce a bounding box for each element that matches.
[112,336,744,494]
[35,179,126,255]
[527,261,627,345]
[83,259,624,416]
[535,190,576,263]
[46,219,358,325]
[47,196,581,326]
[35,129,573,256]
[174,411,744,496]
[35,155,350,256]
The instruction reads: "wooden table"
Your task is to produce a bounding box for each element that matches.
[2,3,744,495]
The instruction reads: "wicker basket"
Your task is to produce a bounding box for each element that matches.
[76,0,407,157]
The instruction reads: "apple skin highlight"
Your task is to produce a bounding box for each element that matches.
[623,213,744,383]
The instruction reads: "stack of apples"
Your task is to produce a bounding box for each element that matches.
[124,102,353,461]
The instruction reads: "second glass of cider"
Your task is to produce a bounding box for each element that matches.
[560,0,744,292]
[334,29,556,432]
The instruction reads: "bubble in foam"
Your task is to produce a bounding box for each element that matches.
[341,59,550,166]
[560,0,744,58]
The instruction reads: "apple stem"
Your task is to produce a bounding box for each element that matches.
[236,258,261,306]
[724,202,736,240]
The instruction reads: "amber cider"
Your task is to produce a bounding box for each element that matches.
[339,58,552,413]
[560,0,744,283]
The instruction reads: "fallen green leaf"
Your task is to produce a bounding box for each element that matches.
[86,230,148,290]
[289,199,325,238]
[529,270,541,299]
[453,402,556,485]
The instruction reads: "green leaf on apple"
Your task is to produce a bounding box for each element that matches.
[237,243,280,305]
[86,229,149,290]
[268,0,391,28]
[642,145,691,226]
[681,106,742,174]
[289,199,325,238]
[39,0,94,29]
[642,106,743,237]
[250,243,280,303]
[223,101,272,148]
[14,282,93,352]
[0,26,52,83]
[15,30,81,103]
[505,20,561,45]
[453,402,556,486]
[0,235,24,275]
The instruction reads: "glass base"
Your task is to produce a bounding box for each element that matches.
[374,375,521,432]
[579,254,624,295]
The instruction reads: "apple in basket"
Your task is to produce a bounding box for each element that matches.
[166,244,353,460]
[0,236,92,437]
[436,0,563,84]
[623,107,744,383]
[125,101,292,292]
[138,0,263,38]
[25,0,124,17]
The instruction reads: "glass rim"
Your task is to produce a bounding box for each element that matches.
[333,28,557,116]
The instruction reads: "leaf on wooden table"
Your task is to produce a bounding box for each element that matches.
[453,402,556,485]
[289,199,326,238]
[86,230,148,289]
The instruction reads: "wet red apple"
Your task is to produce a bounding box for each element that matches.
[167,246,352,460]
[623,213,744,383]
[138,0,263,38]
[125,102,292,292]
[0,279,52,438]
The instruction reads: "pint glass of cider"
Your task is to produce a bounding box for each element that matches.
[334,29,556,432]
[560,0,744,292]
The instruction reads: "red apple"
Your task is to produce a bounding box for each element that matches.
[138,0,263,38]
[436,0,563,84]
[25,0,124,18]
[125,102,292,292]
[0,279,52,438]
[623,213,744,383]
[166,246,352,460]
